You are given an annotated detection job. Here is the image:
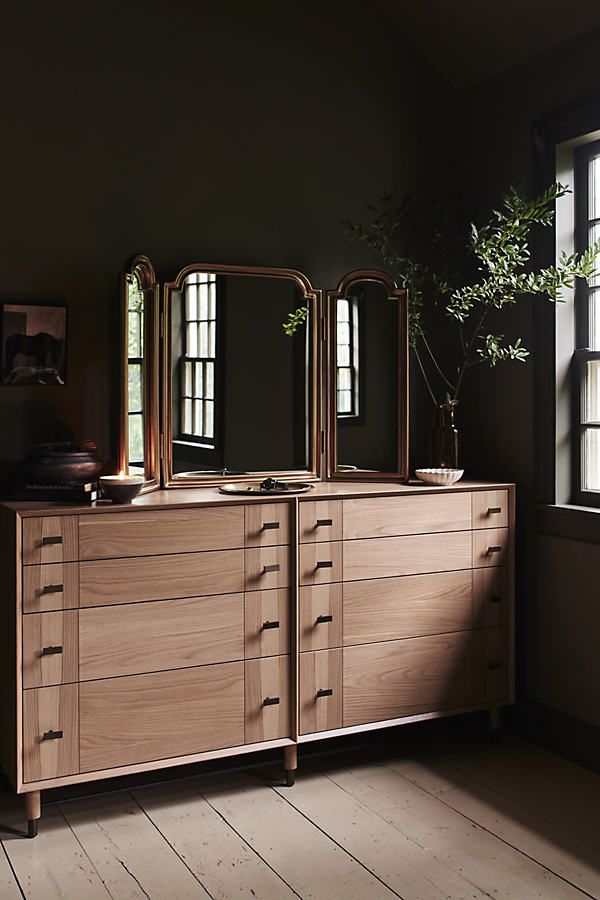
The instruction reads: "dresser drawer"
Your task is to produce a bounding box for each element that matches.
[244,590,290,659]
[472,528,509,568]
[79,593,244,681]
[343,570,473,647]
[343,492,472,540]
[80,663,244,772]
[299,501,342,543]
[485,626,509,702]
[79,549,244,607]
[245,503,290,548]
[299,542,343,586]
[22,563,79,613]
[23,610,79,689]
[245,547,290,591]
[299,584,343,651]
[343,532,472,582]
[23,684,79,782]
[23,516,79,565]
[245,656,290,743]
[78,506,244,560]
[343,631,485,727]
[472,490,509,529]
[299,649,342,734]
[473,568,508,628]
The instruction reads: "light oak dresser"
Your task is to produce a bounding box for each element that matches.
[0,480,514,836]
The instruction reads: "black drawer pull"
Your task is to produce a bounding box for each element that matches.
[317,688,333,698]
[488,507,502,514]
[316,560,333,569]
[488,661,503,671]
[316,518,333,527]
[41,645,63,656]
[490,595,502,603]
[262,620,280,630]
[316,614,333,624]
[262,522,280,530]
[42,535,63,546]
[263,564,280,574]
[42,583,63,594]
[487,546,503,554]
[42,729,63,741]
[263,696,280,706]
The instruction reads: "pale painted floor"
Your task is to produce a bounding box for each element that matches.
[1,733,600,899]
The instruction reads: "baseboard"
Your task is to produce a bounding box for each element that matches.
[514,699,600,775]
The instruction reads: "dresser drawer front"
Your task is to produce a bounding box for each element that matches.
[245,656,290,743]
[473,568,508,628]
[23,610,79,689]
[244,590,290,659]
[299,501,343,543]
[472,528,509,568]
[343,571,473,647]
[79,594,244,681]
[79,550,244,607]
[245,504,290,548]
[23,563,79,613]
[23,684,79,782]
[23,517,79,565]
[245,547,290,591]
[343,631,485,727]
[80,663,244,772]
[472,490,509,529]
[78,506,245,561]
[299,542,343,586]
[343,532,472,582]
[300,649,342,734]
[343,492,472,540]
[299,584,343,651]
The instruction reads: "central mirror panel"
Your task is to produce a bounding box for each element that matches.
[164,264,321,486]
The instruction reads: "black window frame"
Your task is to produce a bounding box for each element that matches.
[178,273,218,449]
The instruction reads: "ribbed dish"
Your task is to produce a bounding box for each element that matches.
[415,468,464,485]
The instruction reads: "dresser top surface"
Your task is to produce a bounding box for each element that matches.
[2,479,514,518]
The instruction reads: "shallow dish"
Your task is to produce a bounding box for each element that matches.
[219,482,314,495]
[415,468,464,486]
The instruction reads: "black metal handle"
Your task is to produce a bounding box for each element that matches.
[41,645,63,656]
[488,661,503,671]
[487,506,502,514]
[263,696,280,706]
[317,688,333,697]
[262,522,280,530]
[263,564,280,574]
[42,729,63,741]
[316,560,333,569]
[490,595,502,603]
[42,535,62,546]
[316,518,333,527]
[42,583,63,594]
[487,546,503,554]
[316,614,333,624]
[261,620,280,630]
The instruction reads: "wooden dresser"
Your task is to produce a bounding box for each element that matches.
[0,480,514,836]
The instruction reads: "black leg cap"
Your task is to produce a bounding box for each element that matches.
[27,819,38,839]
[285,770,296,787]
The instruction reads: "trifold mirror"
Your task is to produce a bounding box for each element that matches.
[119,260,408,489]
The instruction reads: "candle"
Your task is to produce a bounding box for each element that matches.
[99,472,144,503]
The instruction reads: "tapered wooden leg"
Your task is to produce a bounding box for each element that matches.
[25,790,40,838]
[489,706,501,742]
[283,745,297,787]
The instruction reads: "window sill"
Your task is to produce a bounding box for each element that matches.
[537,503,600,543]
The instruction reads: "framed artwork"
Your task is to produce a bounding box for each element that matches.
[1,303,67,385]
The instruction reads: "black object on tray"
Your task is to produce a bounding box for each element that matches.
[219,479,313,495]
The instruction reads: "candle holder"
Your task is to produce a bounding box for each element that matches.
[99,474,144,504]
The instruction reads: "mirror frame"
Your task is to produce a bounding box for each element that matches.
[161,263,322,488]
[119,255,160,491]
[326,269,409,482]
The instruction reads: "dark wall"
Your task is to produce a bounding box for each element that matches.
[0,0,450,469]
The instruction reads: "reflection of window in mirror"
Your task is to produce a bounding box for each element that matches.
[127,275,144,473]
[179,273,217,445]
[336,296,359,417]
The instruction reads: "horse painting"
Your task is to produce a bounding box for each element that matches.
[1,304,67,385]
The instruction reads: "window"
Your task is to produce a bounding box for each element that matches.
[180,273,217,444]
[126,275,144,471]
[336,296,359,416]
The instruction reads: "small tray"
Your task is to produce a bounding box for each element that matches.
[219,482,314,495]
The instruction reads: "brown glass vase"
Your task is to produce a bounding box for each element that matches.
[431,402,459,468]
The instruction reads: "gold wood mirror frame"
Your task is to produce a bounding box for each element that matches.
[119,255,160,490]
[162,263,322,488]
[326,269,409,482]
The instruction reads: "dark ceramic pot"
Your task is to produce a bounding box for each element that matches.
[25,441,102,485]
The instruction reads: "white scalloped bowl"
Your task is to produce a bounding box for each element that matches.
[415,468,464,485]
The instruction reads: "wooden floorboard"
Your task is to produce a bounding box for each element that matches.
[2,735,600,899]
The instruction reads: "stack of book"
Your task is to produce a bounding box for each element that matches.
[10,481,98,503]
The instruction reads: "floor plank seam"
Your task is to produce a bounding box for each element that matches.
[56,803,116,900]
[0,840,26,900]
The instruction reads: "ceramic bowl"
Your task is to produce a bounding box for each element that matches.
[100,475,144,504]
[415,468,464,485]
